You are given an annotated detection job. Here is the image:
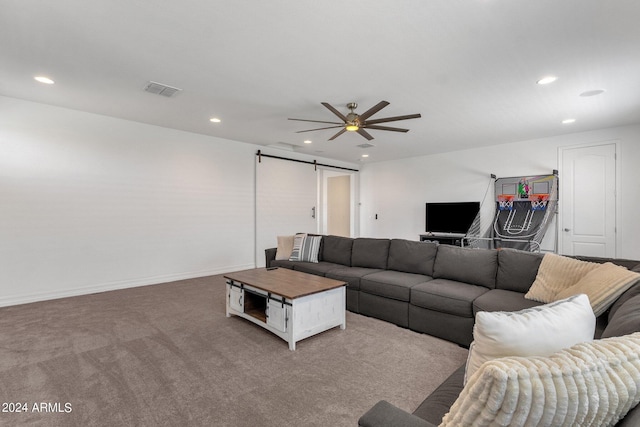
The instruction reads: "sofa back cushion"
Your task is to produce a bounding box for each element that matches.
[608,281,640,322]
[496,249,544,293]
[602,293,640,338]
[351,238,390,269]
[387,239,437,276]
[321,235,353,266]
[433,245,497,288]
[572,255,640,271]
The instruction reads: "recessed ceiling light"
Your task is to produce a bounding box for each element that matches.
[209,117,221,123]
[562,118,576,124]
[34,76,54,84]
[303,140,312,144]
[536,76,557,85]
[362,154,369,158]
[580,89,605,97]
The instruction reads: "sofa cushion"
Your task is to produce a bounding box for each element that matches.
[473,289,542,315]
[387,239,438,276]
[270,259,297,269]
[412,365,465,426]
[495,248,543,293]
[361,270,431,302]
[433,245,497,288]
[602,294,640,338]
[617,405,640,427]
[609,282,640,322]
[360,293,410,328]
[291,261,343,276]
[321,235,353,266]
[465,294,595,383]
[410,279,489,318]
[358,400,434,427]
[442,333,640,427]
[573,255,640,271]
[351,238,390,269]
[326,267,383,291]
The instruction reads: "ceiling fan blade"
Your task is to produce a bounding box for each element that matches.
[296,125,344,133]
[328,128,347,140]
[358,101,390,121]
[364,113,422,125]
[288,118,343,125]
[357,128,374,140]
[364,124,410,133]
[321,102,348,122]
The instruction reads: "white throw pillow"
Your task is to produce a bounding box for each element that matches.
[464,294,595,384]
[442,332,640,427]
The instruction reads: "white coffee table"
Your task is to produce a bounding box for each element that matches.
[224,267,347,350]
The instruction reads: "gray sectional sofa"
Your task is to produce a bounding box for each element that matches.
[264,235,640,427]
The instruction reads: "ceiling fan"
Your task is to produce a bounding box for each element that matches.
[288,101,421,141]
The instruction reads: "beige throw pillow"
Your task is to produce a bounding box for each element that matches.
[275,235,295,260]
[555,262,640,316]
[525,253,599,303]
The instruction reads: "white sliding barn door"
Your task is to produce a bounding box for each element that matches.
[255,155,318,267]
[559,143,617,257]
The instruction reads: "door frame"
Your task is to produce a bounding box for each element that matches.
[557,140,621,256]
[318,167,359,237]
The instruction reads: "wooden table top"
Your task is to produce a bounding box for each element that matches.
[224,268,346,299]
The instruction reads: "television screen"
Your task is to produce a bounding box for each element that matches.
[425,202,480,234]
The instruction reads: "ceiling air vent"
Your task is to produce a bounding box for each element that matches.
[357,143,375,149]
[143,81,182,97]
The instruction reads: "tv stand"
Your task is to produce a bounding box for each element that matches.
[419,233,465,246]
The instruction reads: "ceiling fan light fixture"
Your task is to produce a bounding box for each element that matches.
[289,101,420,141]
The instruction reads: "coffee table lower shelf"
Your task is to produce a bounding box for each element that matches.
[225,276,346,351]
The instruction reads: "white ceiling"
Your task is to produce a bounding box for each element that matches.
[2,0,640,163]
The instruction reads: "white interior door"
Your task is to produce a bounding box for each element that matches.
[255,156,318,267]
[559,143,617,257]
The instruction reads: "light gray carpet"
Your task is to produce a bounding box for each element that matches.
[0,275,468,426]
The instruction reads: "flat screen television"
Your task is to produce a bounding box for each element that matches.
[425,201,480,234]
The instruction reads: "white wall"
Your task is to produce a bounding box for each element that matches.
[0,96,359,307]
[1,96,258,306]
[360,124,640,259]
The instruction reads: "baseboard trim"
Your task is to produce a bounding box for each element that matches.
[0,263,255,308]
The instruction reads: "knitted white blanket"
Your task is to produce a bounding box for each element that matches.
[441,332,640,427]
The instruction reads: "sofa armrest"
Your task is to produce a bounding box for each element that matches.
[358,400,436,427]
[265,247,277,268]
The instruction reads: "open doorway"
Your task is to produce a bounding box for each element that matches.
[320,169,358,237]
